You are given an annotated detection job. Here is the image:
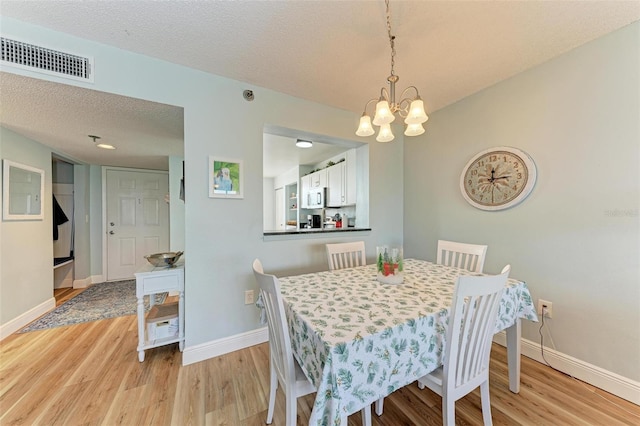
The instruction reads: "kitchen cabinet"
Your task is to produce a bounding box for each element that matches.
[326,149,356,207]
[311,168,327,188]
[300,174,311,209]
[301,169,326,208]
[326,164,343,207]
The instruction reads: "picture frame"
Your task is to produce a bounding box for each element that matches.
[2,159,45,221]
[208,156,243,199]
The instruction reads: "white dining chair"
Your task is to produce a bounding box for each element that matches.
[252,259,372,426]
[436,240,488,273]
[325,241,366,271]
[416,265,510,426]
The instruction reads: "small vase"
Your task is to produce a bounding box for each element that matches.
[376,246,404,284]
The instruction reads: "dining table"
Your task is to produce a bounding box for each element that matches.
[275,258,538,426]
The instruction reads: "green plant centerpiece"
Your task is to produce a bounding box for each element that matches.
[376,246,404,284]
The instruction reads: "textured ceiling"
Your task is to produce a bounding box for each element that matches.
[0,72,184,170]
[1,0,639,170]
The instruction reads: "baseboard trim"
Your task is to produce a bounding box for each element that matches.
[182,326,268,366]
[493,332,640,405]
[73,276,91,288]
[0,297,56,340]
[73,274,102,288]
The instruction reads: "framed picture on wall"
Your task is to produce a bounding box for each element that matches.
[208,156,243,199]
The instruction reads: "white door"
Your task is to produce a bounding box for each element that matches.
[106,169,169,281]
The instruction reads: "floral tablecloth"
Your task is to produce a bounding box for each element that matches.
[276,259,538,426]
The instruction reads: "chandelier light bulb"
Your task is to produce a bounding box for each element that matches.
[404,99,429,125]
[356,115,375,137]
[373,100,395,126]
[376,123,395,142]
[404,122,425,137]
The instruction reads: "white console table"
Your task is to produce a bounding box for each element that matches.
[135,261,185,362]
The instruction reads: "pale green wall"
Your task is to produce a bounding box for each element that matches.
[0,17,403,347]
[0,127,53,323]
[72,164,91,280]
[169,156,185,252]
[404,23,640,381]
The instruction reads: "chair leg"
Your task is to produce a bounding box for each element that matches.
[284,384,297,426]
[375,397,384,416]
[443,395,455,426]
[361,404,372,426]
[480,380,493,426]
[266,362,277,424]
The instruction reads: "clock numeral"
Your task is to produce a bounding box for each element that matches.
[490,155,497,162]
[471,170,478,176]
[471,189,476,195]
[513,185,518,190]
[477,161,484,167]
[513,161,519,168]
[517,172,522,179]
[468,179,473,186]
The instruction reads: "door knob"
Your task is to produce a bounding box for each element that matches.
[109,230,115,235]
[110,222,115,226]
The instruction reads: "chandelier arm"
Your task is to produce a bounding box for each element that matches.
[361,98,379,115]
[399,85,421,101]
[379,87,390,102]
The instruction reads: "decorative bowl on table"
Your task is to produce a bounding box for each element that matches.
[144,251,183,268]
[376,246,404,284]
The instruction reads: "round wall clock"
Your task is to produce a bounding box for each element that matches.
[460,146,537,211]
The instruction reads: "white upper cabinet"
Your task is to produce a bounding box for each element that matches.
[345,149,357,205]
[326,164,343,207]
[300,174,311,209]
[326,149,356,207]
[311,168,327,188]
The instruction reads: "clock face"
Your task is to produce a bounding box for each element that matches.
[460,147,537,211]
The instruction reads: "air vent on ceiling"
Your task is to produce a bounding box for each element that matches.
[1,36,94,82]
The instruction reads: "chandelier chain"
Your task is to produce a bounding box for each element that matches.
[385,0,396,76]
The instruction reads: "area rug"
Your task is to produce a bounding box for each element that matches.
[19,280,167,333]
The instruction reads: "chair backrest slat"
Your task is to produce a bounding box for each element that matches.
[436,240,488,273]
[326,241,366,271]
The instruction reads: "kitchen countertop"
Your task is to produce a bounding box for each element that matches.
[263,227,371,236]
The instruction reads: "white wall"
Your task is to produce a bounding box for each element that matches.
[0,127,53,323]
[0,18,404,350]
[404,23,640,381]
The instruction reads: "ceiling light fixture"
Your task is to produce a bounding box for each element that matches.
[356,0,429,142]
[89,134,116,150]
[296,139,313,148]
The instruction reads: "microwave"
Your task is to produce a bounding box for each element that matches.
[307,187,326,208]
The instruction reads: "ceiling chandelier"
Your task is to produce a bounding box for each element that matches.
[356,0,428,142]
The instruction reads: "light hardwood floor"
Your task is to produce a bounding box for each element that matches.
[1,309,639,425]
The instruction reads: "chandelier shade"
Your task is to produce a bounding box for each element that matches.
[356,0,429,142]
[373,100,395,126]
[356,115,375,137]
[404,122,425,137]
[376,123,395,142]
[405,99,428,125]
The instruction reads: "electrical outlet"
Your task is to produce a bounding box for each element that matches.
[244,290,254,305]
[537,299,553,318]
